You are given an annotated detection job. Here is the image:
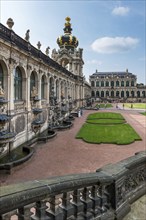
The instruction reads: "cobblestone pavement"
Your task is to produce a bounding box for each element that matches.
[0,107,146,186]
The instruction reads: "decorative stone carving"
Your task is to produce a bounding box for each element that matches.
[37,41,41,50]
[31,86,38,98]
[15,115,25,134]
[6,18,14,29]
[0,82,5,97]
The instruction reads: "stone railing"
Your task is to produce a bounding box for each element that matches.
[0,151,145,220]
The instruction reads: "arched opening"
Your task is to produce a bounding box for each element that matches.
[101,91,104,97]
[116,81,119,87]
[131,91,134,98]
[91,90,95,97]
[0,63,4,87]
[96,91,99,97]
[121,91,124,97]
[41,75,46,99]
[121,81,124,87]
[137,91,140,98]
[14,67,22,100]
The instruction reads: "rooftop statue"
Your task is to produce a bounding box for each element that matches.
[25,29,30,42]
[45,46,50,56]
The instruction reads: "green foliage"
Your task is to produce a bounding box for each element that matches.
[125,103,146,109]
[76,112,142,145]
[96,103,113,108]
[141,112,146,116]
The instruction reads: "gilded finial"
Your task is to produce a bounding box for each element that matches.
[65,17,71,22]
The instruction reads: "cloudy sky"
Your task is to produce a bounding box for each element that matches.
[0,0,145,83]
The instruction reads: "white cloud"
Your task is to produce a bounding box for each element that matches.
[112,6,130,16]
[87,60,103,65]
[91,37,139,54]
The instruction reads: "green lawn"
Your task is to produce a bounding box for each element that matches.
[87,112,124,120]
[76,112,141,145]
[87,118,125,124]
[124,103,146,109]
[96,103,113,108]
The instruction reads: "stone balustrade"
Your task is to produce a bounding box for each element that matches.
[0,151,146,220]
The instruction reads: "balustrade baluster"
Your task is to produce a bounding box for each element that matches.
[17,204,33,220]
[100,185,109,213]
[59,192,74,219]
[31,201,49,220]
[90,185,102,218]
[80,186,94,219]
[71,189,84,219]
[0,211,17,220]
[47,195,63,220]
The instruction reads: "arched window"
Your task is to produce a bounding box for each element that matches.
[137,91,140,98]
[101,81,104,87]
[96,81,99,87]
[0,64,4,87]
[116,81,119,87]
[101,91,104,97]
[142,91,145,97]
[131,91,134,98]
[121,91,124,97]
[111,81,114,87]
[14,67,22,100]
[30,72,35,97]
[131,81,134,86]
[106,91,109,97]
[111,91,114,97]
[91,90,95,97]
[41,75,45,99]
[116,91,119,97]
[106,81,109,87]
[126,91,129,97]
[96,91,99,97]
[126,81,129,87]
[91,81,95,87]
[121,81,124,87]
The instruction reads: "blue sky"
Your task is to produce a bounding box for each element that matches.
[0,0,145,83]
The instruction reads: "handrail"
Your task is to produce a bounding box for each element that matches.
[0,151,146,219]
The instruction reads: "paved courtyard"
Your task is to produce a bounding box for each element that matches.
[0,107,146,186]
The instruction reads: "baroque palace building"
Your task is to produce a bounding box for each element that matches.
[0,17,87,153]
[89,69,146,102]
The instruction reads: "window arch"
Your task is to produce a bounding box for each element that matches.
[116,81,119,87]
[121,81,124,87]
[91,90,95,97]
[30,72,36,97]
[41,75,45,99]
[142,91,145,97]
[126,81,129,87]
[106,81,109,87]
[126,91,129,97]
[101,91,104,97]
[14,67,22,100]
[0,63,4,87]
[96,81,99,87]
[131,91,134,98]
[131,81,134,86]
[101,81,104,87]
[106,91,109,97]
[116,91,119,97]
[111,81,114,87]
[137,91,140,98]
[111,91,114,97]
[91,81,95,87]
[96,91,99,97]
[121,91,124,97]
